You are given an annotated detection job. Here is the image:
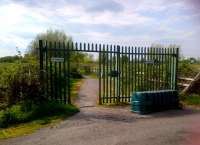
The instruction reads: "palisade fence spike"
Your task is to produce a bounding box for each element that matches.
[38,40,178,104]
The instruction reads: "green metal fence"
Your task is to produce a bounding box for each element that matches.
[39,40,179,104]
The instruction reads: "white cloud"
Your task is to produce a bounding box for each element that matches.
[0,0,199,57]
[56,2,153,26]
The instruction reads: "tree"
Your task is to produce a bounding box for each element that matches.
[27,29,95,74]
[28,29,73,56]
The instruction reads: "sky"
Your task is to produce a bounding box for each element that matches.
[0,0,200,58]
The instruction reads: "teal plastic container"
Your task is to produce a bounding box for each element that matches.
[131,90,179,114]
[131,92,154,114]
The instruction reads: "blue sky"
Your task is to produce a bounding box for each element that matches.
[0,0,200,57]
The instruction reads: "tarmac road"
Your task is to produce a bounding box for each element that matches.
[1,78,200,145]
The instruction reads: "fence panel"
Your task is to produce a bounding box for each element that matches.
[39,40,179,104]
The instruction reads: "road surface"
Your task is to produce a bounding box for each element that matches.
[1,77,200,145]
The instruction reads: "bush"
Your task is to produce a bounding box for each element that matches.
[5,58,44,106]
[8,70,43,106]
[0,105,33,128]
[180,94,200,106]
[0,101,79,128]
[0,56,43,108]
[0,56,20,63]
[178,60,198,77]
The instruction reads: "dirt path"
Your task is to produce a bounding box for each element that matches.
[1,77,200,145]
[76,76,98,108]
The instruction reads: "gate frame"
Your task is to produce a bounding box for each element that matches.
[39,40,179,104]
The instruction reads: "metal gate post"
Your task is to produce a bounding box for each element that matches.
[117,45,120,103]
[67,43,71,104]
[39,40,45,98]
[175,47,179,90]
[99,47,102,105]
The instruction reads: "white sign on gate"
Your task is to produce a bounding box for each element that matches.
[144,59,160,65]
[51,57,64,62]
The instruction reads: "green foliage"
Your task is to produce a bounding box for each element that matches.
[8,62,43,105]
[0,56,42,107]
[28,29,73,56]
[27,29,95,75]
[180,94,200,106]
[0,101,79,128]
[178,58,199,77]
[0,56,21,63]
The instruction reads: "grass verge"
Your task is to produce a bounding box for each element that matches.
[0,103,79,139]
[180,94,200,106]
[0,78,83,139]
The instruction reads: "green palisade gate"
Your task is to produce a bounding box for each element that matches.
[39,40,179,104]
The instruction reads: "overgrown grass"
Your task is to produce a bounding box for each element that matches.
[0,102,79,128]
[0,78,83,139]
[180,94,200,106]
[0,102,79,139]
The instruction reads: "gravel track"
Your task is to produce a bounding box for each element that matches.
[1,77,200,145]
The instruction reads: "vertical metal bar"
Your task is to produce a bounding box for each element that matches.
[158,48,161,90]
[154,48,157,90]
[113,45,116,102]
[121,46,124,100]
[146,47,149,91]
[117,45,120,103]
[125,46,128,102]
[146,47,148,90]
[138,47,140,91]
[99,44,102,104]
[165,48,168,89]
[173,48,176,90]
[39,40,44,76]
[91,43,94,52]
[128,46,131,102]
[63,42,67,103]
[131,47,134,93]
[103,44,105,103]
[175,47,179,90]
[110,45,112,103]
[161,48,164,89]
[141,47,143,91]
[54,42,58,101]
[158,48,160,90]
[172,47,175,90]
[49,42,53,100]
[168,48,172,90]
[67,42,71,104]
[152,48,156,90]
[45,41,48,99]
[143,47,147,91]
[171,48,174,90]
[58,42,62,102]
[149,47,152,90]
[155,48,158,90]
[80,43,82,51]
[88,43,90,51]
[163,48,168,89]
[135,47,137,92]
[106,45,109,103]
[39,40,44,98]
[84,43,86,51]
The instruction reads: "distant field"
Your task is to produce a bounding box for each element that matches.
[191,63,200,70]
